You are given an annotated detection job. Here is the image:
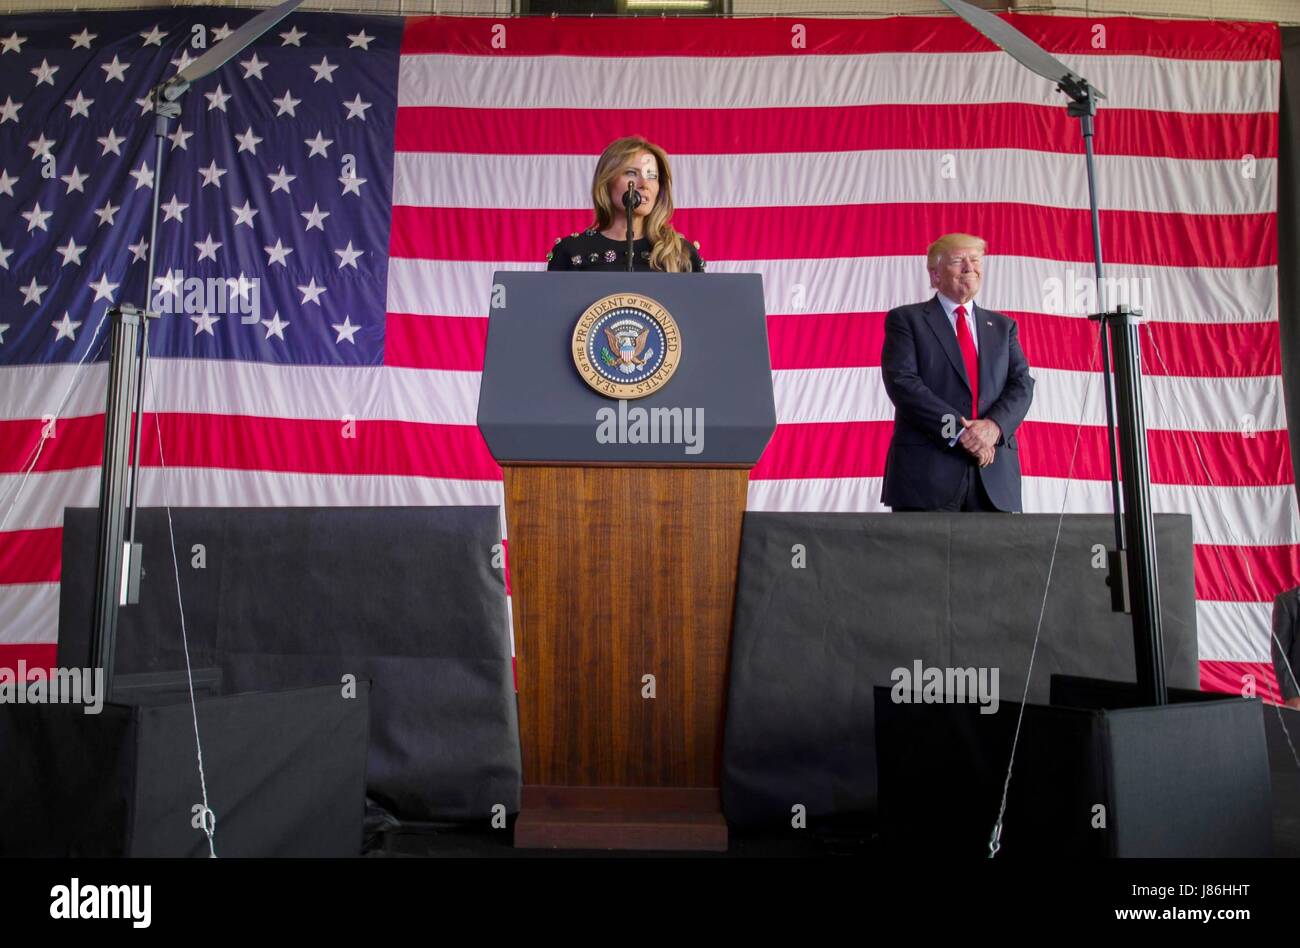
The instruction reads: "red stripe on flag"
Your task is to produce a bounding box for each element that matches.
[400,15,1278,60]
[1013,312,1282,379]
[385,310,1281,381]
[0,643,59,677]
[1021,423,1292,486]
[767,313,885,371]
[748,420,1292,485]
[0,415,502,480]
[391,204,1276,268]
[1194,543,1300,603]
[395,105,1278,162]
[1199,659,1280,702]
[0,528,61,584]
[384,312,488,370]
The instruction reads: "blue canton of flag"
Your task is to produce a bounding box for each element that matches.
[0,8,401,367]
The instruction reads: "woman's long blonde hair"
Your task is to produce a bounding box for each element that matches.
[590,136,696,273]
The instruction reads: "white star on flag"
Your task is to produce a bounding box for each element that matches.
[267,166,296,193]
[332,316,360,344]
[0,244,13,268]
[304,132,332,158]
[0,170,14,196]
[191,312,220,336]
[199,160,227,188]
[21,277,48,305]
[88,273,119,302]
[98,129,125,155]
[205,84,231,112]
[347,30,374,50]
[1,32,28,54]
[273,90,301,117]
[297,277,326,305]
[160,195,189,223]
[261,312,289,340]
[264,239,293,267]
[56,239,86,266]
[129,162,154,190]
[94,201,120,227]
[195,233,222,262]
[27,134,55,160]
[65,92,93,118]
[139,25,167,47]
[52,312,81,341]
[343,94,372,121]
[30,59,59,86]
[280,26,307,46]
[301,203,329,231]
[0,97,21,124]
[339,173,367,197]
[128,238,149,262]
[59,168,88,194]
[310,57,339,83]
[235,127,263,155]
[168,125,193,150]
[232,201,259,228]
[22,202,52,232]
[153,269,184,299]
[101,55,130,82]
[240,53,268,80]
[70,28,97,49]
[335,242,364,269]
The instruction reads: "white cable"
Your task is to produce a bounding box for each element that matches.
[143,349,218,858]
[988,315,1104,857]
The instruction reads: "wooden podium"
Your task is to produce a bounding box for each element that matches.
[479,272,774,851]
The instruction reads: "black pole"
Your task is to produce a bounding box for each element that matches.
[89,0,307,692]
[1102,305,1168,705]
[120,99,173,606]
[625,181,637,273]
[1069,91,1129,615]
[90,305,144,695]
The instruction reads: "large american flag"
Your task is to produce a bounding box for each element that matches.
[0,11,1290,699]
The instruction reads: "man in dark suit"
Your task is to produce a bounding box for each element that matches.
[881,233,1035,512]
[1271,586,1300,708]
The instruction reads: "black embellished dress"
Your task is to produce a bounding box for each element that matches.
[545,227,706,272]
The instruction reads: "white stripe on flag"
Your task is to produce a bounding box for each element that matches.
[386,257,1277,324]
[394,151,1277,216]
[397,53,1278,114]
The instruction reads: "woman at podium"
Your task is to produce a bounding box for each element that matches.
[546,136,705,273]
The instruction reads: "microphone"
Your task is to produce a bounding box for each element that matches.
[623,181,640,273]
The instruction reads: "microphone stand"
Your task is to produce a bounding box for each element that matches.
[623,181,640,273]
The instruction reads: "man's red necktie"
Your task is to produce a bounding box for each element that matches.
[954,304,979,418]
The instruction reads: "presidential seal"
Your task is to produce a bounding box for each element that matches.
[571,293,681,399]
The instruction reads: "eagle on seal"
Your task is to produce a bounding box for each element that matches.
[606,325,651,374]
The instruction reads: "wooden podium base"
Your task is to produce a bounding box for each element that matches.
[504,465,748,852]
[514,786,727,852]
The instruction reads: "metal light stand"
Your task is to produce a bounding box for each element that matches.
[89,0,306,696]
[1062,77,1130,617]
[939,0,1166,706]
[1090,304,1168,703]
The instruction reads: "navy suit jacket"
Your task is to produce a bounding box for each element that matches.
[880,296,1035,511]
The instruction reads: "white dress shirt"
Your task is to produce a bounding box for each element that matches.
[937,292,980,354]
